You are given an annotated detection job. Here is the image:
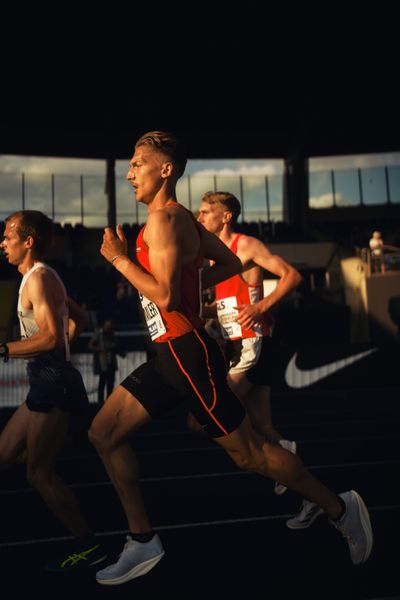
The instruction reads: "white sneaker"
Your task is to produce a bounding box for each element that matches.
[286,499,324,529]
[96,534,165,585]
[274,439,297,495]
[330,490,373,565]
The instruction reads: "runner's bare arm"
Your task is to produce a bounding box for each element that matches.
[6,270,64,358]
[201,226,242,289]
[101,215,182,310]
[246,237,302,309]
[68,296,88,343]
[235,236,302,328]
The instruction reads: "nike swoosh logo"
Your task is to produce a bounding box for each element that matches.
[285,348,378,388]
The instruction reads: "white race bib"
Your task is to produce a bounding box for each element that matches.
[139,293,167,341]
[216,296,242,339]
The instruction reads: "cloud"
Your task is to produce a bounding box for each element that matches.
[190,164,280,177]
[310,152,400,172]
[185,158,283,177]
[0,155,105,175]
[309,192,350,208]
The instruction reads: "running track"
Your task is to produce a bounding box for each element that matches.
[1,387,399,600]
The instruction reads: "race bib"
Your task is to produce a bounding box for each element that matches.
[139,293,167,341]
[216,296,242,339]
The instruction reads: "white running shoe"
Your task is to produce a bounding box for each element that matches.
[96,534,165,585]
[274,439,297,495]
[286,499,324,529]
[330,490,373,565]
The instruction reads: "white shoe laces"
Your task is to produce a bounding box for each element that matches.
[115,535,134,561]
[299,500,314,519]
[334,522,356,547]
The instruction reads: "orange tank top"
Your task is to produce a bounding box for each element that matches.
[215,234,271,340]
[136,204,205,343]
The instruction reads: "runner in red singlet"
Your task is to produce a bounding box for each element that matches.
[88,131,373,586]
[189,191,301,495]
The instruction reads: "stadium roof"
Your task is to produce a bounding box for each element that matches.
[2,23,399,161]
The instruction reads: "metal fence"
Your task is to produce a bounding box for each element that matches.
[309,165,400,208]
[0,351,147,407]
[2,162,400,228]
[0,172,284,227]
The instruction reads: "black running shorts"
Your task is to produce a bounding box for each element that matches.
[26,362,89,414]
[120,327,245,438]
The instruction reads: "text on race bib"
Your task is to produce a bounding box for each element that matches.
[216,296,242,339]
[139,293,167,341]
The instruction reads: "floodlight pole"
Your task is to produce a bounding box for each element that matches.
[283,153,309,232]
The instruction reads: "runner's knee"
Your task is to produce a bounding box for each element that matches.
[88,418,119,453]
[26,462,51,489]
[229,449,264,472]
[88,421,106,451]
[0,444,23,469]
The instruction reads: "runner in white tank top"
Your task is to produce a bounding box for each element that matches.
[0,210,107,573]
[18,261,71,363]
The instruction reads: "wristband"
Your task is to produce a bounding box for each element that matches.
[111,254,126,264]
[0,343,9,363]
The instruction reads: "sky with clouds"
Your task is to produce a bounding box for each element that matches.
[0,152,399,225]
[0,156,285,226]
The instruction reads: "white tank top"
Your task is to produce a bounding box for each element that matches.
[17,262,71,362]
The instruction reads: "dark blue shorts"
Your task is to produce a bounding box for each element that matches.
[120,327,245,438]
[26,362,89,414]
